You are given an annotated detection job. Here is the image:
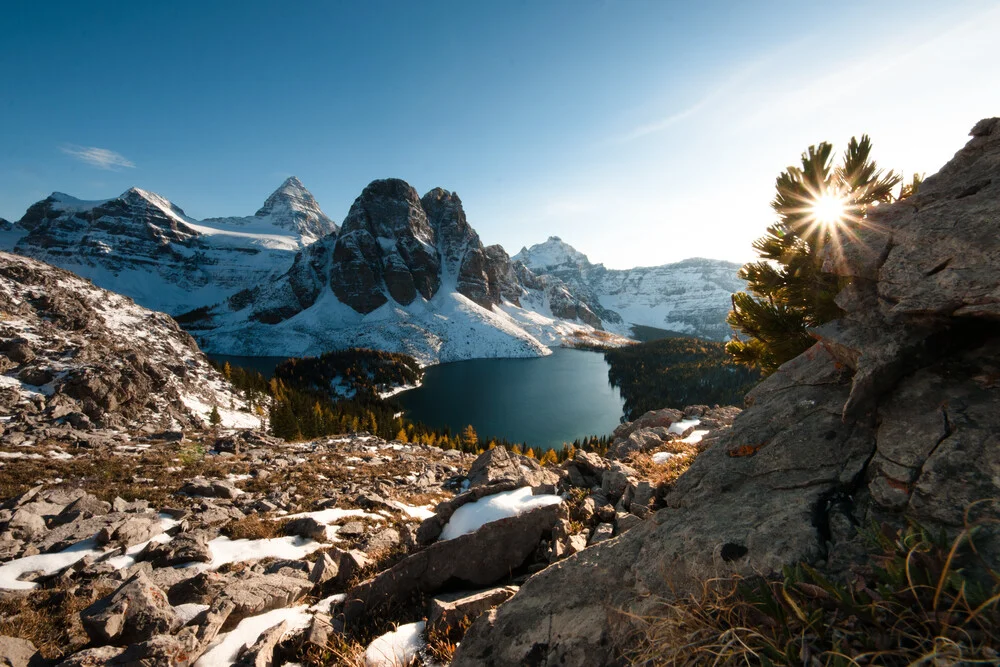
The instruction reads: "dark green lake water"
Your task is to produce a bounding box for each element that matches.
[396,348,625,450]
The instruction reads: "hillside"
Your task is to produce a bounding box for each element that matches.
[0,251,256,448]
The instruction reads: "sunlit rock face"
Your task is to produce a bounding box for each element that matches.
[331,179,440,313]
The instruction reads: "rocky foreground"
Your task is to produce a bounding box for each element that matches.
[0,403,733,666]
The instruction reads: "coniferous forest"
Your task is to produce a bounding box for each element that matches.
[604,336,760,419]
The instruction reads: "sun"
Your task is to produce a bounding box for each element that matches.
[810,192,848,226]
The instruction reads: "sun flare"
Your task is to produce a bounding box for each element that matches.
[810,193,848,226]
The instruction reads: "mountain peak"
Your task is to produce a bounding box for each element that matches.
[513,236,593,271]
[255,176,337,239]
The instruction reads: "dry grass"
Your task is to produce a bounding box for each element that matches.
[627,441,700,488]
[0,584,111,659]
[221,515,289,541]
[0,439,253,507]
[620,516,1000,666]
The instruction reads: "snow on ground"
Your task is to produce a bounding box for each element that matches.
[174,603,210,625]
[0,538,102,591]
[378,381,421,399]
[277,507,383,541]
[681,429,710,444]
[668,418,701,435]
[194,605,313,667]
[439,487,562,541]
[652,451,678,464]
[0,515,178,590]
[390,501,436,521]
[363,621,426,667]
[192,535,325,571]
[180,394,260,430]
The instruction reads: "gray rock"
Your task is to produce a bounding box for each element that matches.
[234,620,286,667]
[214,573,312,628]
[55,647,126,666]
[80,570,179,645]
[344,504,560,623]
[142,531,212,567]
[96,514,161,548]
[600,462,636,500]
[337,521,365,538]
[0,636,41,667]
[180,478,242,500]
[428,586,519,636]
[361,527,400,555]
[110,634,198,666]
[588,522,614,546]
[309,552,339,585]
[283,516,327,541]
[7,509,47,541]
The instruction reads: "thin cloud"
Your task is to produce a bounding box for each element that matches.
[608,48,789,145]
[60,144,135,170]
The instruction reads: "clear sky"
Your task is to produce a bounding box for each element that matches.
[2,0,998,268]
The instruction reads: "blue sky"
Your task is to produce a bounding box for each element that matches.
[2,0,998,267]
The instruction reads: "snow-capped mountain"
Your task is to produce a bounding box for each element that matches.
[187,179,625,364]
[514,236,743,340]
[1,178,333,315]
[202,176,337,242]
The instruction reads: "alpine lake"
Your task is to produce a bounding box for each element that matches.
[210,347,625,450]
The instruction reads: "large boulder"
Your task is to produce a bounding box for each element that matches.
[342,504,560,623]
[451,121,1000,666]
[80,571,179,645]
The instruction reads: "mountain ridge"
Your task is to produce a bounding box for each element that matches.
[188,178,623,364]
[0,178,335,316]
[515,236,743,340]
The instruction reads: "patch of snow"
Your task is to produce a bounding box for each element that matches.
[309,593,346,614]
[0,538,102,590]
[439,487,562,541]
[390,501,436,521]
[668,418,701,435]
[0,515,177,590]
[652,451,677,464]
[681,429,710,444]
[193,535,324,570]
[174,603,210,626]
[194,605,313,667]
[363,621,426,667]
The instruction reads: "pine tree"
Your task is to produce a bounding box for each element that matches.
[460,424,478,449]
[209,405,222,426]
[727,136,900,374]
[395,428,408,443]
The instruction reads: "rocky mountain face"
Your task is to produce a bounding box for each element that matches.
[451,119,1000,665]
[190,179,618,363]
[515,236,744,340]
[0,251,255,449]
[1,179,334,316]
